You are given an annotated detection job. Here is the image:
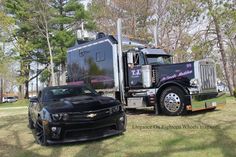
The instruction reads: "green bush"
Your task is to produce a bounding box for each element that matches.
[234,89,236,98]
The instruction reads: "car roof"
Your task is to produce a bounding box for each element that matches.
[42,85,86,92]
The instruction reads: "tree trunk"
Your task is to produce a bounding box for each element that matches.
[46,30,55,86]
[232,67,236,90]
[207,0,234,96]
[41,2,55,87]
[60,64,66,85]
[0,78,3,103]
[212,17,233,95]
[19,85,24,99]
[229,52,236,90]
[24,81,29,99]
[233,77,236,90]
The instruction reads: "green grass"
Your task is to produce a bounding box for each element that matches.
[0,99,29,108]
[0,97,236,157]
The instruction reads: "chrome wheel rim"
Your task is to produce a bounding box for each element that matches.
[164,93,181,112]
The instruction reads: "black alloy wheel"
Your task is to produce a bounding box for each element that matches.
[35,120,48,146]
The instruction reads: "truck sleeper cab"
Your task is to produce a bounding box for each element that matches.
[67,35,225,116]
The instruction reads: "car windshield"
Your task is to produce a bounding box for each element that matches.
[43,86,98,101]
[7,97,14,99]
[146,55,171,65]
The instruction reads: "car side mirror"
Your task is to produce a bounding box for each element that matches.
[30,97,39,103]
[98,91,104,96]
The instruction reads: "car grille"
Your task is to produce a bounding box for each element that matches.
[64,125,117,140]
[67,108,111,122]
[199,63,216,92]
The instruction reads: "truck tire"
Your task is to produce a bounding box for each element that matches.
[159,86,186,116]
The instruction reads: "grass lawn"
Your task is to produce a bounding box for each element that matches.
[0,97,236,157]
[0,99,29,108]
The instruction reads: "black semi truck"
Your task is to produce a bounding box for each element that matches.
[66,33,225,116]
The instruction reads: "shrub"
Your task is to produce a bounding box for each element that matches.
[234,89,236,98]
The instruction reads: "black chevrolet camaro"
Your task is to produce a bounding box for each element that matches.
[28,85,126,146]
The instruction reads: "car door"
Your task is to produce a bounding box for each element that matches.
[31,91,43,122]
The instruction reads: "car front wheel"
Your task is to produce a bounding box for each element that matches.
[35,120,48,146]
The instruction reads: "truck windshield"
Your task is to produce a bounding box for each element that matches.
[43,86,98,102]
[146,55,171,65]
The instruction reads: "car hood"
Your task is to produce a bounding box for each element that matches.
[44,95,119,113]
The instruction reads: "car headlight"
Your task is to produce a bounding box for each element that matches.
[111,106,120,113]
[51,113,69,121]
[62,113,69,121]
[190,78,199,87]
[51,113,63,121]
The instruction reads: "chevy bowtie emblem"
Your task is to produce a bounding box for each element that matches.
[87,113,97,118]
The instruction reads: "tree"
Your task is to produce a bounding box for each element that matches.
[1,1,17,100]
[90,0,201,62]
[3,0,94,98]
[31,0,56,86]
[50,0,93,85]
[4,0,49,98]
[151,0,202,62]
[89,0,153,39]
[198,0,235,95]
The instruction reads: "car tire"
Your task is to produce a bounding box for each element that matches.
[28,114,34,129]
[160,86,187,116]
[35,120,48,146]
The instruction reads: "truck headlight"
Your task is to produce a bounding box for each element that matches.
[190,78,199,87]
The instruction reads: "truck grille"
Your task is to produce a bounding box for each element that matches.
[68,109,111,122]
[199,63,216,92]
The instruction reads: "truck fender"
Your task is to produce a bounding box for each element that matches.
[155,81,189,111]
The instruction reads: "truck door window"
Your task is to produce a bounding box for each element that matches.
[139,53,145,65]
[134,53,139,65]
[134,52,145,65]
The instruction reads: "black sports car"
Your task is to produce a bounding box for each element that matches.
[28,85,126,146]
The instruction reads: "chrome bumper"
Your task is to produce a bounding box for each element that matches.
[186,92,226,111]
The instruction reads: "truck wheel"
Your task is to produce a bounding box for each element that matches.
[160,86,186,116]
[35,120,48,146]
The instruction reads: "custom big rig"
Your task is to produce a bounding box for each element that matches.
[66,20,225,116]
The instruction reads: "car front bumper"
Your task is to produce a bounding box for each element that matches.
[185,92,226,111]
[44,112,126,144]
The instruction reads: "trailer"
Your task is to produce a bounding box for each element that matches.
[67,22,225,116]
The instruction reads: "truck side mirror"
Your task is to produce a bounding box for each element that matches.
[127,52,134,64]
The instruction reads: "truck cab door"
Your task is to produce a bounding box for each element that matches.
[127,52,145,88]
